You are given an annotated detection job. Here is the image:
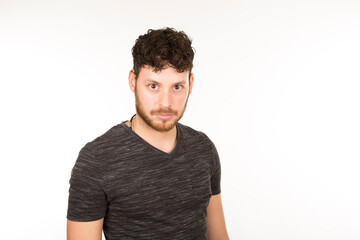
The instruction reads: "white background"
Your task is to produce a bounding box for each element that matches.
[1,0,359,239]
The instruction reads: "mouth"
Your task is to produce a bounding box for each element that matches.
[156,114,173,120]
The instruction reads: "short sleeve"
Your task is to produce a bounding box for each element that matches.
[67,145,107,221]
[210,142,221,195]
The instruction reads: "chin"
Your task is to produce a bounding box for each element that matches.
[151,120,177,132]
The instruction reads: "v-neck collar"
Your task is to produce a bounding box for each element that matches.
[120,121,182,159]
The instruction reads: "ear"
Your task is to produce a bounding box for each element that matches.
[128,70,136,93]
[189,73,194,95]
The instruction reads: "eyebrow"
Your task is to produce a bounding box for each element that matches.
[145,79,186,85]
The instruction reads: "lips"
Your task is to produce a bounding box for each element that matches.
[156,114,173,120]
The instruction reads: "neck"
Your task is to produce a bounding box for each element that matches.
[132,114,177,153]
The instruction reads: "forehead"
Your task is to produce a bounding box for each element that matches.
[137,66,190,83]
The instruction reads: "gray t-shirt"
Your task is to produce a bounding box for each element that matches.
[67,121,221,239]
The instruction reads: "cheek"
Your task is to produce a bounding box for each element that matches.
[174,93,189,107]
[141,91,157,106]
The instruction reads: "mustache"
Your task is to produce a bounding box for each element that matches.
[151,108,178,115]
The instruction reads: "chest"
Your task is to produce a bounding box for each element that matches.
[103,153,212,215]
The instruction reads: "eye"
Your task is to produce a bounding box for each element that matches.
[149,83,158,90]
[174,84,183,91]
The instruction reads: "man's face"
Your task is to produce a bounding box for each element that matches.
[129,65,194,132]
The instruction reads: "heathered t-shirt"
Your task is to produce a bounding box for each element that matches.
[67,121,221,239]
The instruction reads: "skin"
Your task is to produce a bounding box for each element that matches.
[67,218,103,240]
[134,65,191,132]
[127,65,193,153]
[67,66,229,239]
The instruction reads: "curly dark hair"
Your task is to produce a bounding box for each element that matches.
[132,27,195,78]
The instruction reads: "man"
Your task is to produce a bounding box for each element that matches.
[67,27,229,240]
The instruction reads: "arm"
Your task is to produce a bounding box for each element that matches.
[67,145,107,239]
[67,218,104,240]
[207,194,230,240]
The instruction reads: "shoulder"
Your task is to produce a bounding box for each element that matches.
[177,122,208,139]
[177,122,216,151]
[80,123,128,155]
[177,123,220,173]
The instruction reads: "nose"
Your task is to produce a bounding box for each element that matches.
[159,89,172,108]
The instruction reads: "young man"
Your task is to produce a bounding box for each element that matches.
[67,27,229,240]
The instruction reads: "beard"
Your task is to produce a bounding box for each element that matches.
[134,88,189,132]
